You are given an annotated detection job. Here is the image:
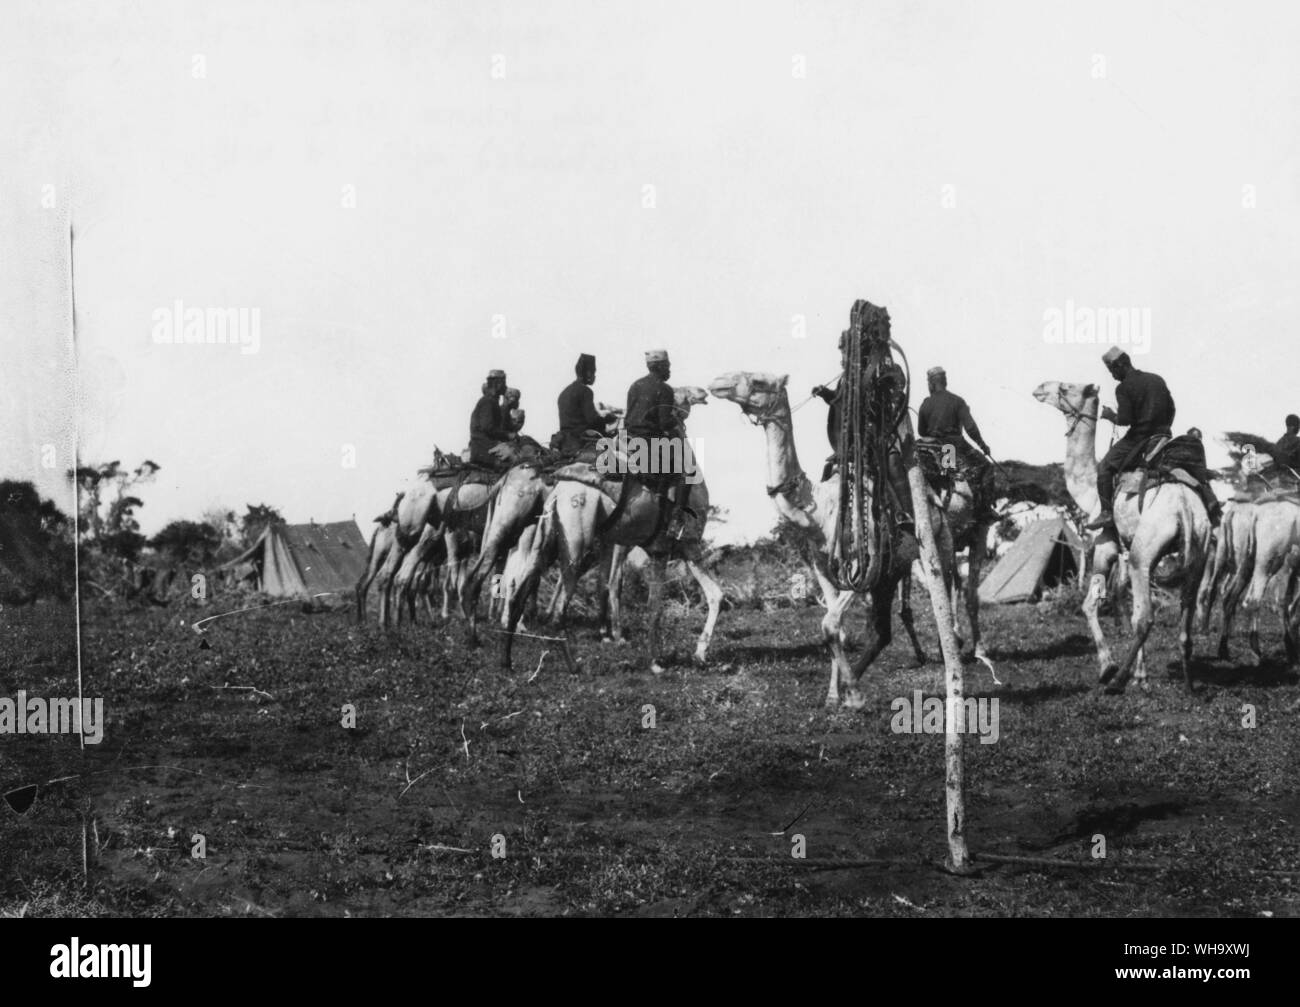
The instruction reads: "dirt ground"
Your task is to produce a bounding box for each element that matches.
[3,587,1298,917]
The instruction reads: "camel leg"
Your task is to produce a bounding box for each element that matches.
[897,571,927,666]
[1109,514,1184,694]
[1178,553,1206,692]
[948,566,965,653]
[375,542,405,631]
[1196,525,1227,635]
[1085,534,1122,681]
[355,555,379,623]
[1110,555,1131,634]
[966,529,989,664]
[843,578,897,711]
[502,553,542,673]
[1239,554,1279,665]
[394,559,418,627]
[604,546,628,645]
[808,563,854,706]
[355,575,371,624]
[1281,547,1300,667]
[595,542,614,641]
[684,556,723,665]
[646,556,667,674]
[356,526,392,624]
[1218,558,1253,663]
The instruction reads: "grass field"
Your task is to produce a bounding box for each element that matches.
[3,587,1298,917]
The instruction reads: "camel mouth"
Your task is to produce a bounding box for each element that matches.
[707,377,737,399]
[1031,382,1054,404]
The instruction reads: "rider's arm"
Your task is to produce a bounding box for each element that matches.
[958,402,989,453]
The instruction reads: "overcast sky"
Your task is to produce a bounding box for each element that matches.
[4,0,1299,544]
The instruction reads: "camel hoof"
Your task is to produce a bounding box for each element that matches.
[842,690,868,712]
[911,655,927,669]
[1098,662,1119,685]
[1102,680,1126,695]
[692,651,707,667]
[1217,644,1230,661]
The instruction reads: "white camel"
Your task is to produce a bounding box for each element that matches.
[498,388,722,673]
[459,386,709,656]
[1197,496,1300,665]
[708,371,985,708]
[1033,380,1211,692]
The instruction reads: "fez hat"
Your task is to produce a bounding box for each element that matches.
[487,368,506,380]
[645,349,669,365]
[926,366,946,380]
[1101,346,1126,366]
[577,353,596,369]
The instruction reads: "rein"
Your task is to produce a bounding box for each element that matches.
[1058,388,1098,437]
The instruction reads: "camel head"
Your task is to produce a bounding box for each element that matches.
[708,371,789,422]
[1032,380,1100,426]
[673,385,709,420]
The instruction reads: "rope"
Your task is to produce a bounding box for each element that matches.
[831,302,910,592]
[789,372,843,414]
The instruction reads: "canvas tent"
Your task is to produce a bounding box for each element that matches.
[978,516,1084,604]
[214,521,368,598]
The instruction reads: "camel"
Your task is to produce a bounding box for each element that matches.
[709,371,987,709]
[1197,497,1300,665]
[498,388,722,674]
[367,471,494,628]
[1033,380,1211,692]
[391,523,477,625]
[460,464,550,641]
[462,386,711,649]
[355,496,402,622]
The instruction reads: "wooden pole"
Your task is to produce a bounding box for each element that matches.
[900,419,971,873]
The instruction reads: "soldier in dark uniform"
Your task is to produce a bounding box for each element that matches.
[626,349,678,441]
[626,349,694,535]
[556,352,615,454]
[917,366,997,521]
[1086,347,1178,529]
[469,369,515,467]
[1273,414,1300,478]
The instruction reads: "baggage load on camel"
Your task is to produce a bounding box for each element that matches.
[419,456,500,492]
[1129,433,1211,493]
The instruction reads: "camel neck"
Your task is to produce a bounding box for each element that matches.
[1064,400,1102,518]
[762,395,807,499]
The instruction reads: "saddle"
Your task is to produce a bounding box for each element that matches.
[419,457,500,492]
[914,438,972,484]
[1118,433,1220,520]
[546,430,615,470]
[1124,434,1207,492]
